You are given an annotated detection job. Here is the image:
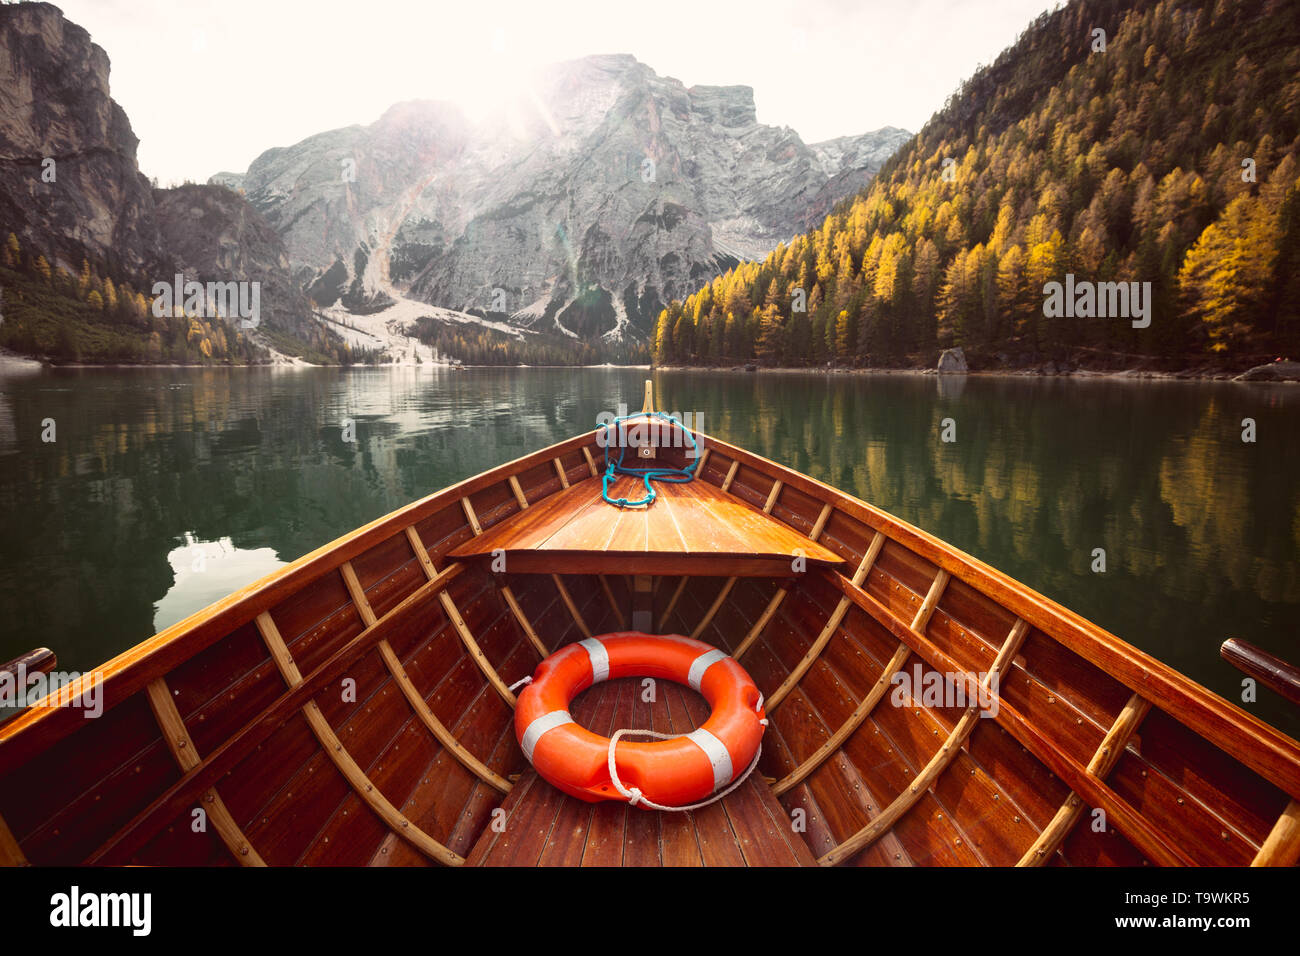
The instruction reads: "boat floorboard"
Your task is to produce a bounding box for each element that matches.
[467,677,815,866]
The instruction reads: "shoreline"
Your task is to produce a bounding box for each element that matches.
[652,362,1300,383]
[4,347,1295,383]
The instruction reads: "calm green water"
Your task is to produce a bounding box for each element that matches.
[1,365,1297,738]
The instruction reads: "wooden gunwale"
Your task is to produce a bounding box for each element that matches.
[82,563,463,864]
[818,567,1196,866]
[4,419,1299,867]
[695,433,1300,803]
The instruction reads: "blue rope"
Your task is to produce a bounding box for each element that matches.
[600,411,698,508]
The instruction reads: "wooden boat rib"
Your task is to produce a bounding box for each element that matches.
[2,391,1299,867]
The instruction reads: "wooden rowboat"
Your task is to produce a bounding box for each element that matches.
[2,383,1298,868]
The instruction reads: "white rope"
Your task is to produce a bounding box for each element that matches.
[507,675,533,693]
[605,729,763,812]
[605,694,768,812]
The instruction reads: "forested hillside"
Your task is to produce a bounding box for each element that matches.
[654,0,1300,369]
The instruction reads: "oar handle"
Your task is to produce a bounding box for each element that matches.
[1221,638,1300,707]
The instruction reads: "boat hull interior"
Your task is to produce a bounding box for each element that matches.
[2,428,1298,868]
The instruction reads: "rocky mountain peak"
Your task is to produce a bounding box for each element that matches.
[687,85,757,128]
[220,53,910,342]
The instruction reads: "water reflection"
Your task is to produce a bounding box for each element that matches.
[0,365,1295,738]
[154,535,285,633]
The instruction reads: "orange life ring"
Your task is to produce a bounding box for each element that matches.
[514,632,766,808]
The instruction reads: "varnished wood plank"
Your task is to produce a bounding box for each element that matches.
[255,612,465,866]
[144,677,265,866]
[599,576,628,631]
[501,585,549,658]
[449,477,841,576]
[690,578,736,641]
[480,772,568,867]
[445,498,551,662]
[819,618,1029,865]
[552,458,570,490]
[773,642,912,797]
[354,550,514,794]
[766,533,885,711]
[820,567,1197,867]
[375,640,511,795]
[736,505,832,660]
[465,771,537,864]
[659,577,689,632]
[689,433,1300,805]
[582,446,599,477]
[552,575,592,640]
[84,563,464,865]
[1018,691,1152,866]
[436,587,516,707]
[690,480,784,644]
[676,684,809,866]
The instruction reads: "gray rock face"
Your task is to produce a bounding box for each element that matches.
[937,347,968,373]
[153,185,333,351]
[221,54,910,340]
[0,2,159,273]
[0,4,325,352]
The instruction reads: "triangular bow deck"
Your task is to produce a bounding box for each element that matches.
[448,473,843,577]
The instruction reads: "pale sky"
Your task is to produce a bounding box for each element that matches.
[54,0,1059,185]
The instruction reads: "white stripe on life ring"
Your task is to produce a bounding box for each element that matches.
[685,727,734,792]
[580,637,609,683]
[521,710,574,763]
[688,648,728,691]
